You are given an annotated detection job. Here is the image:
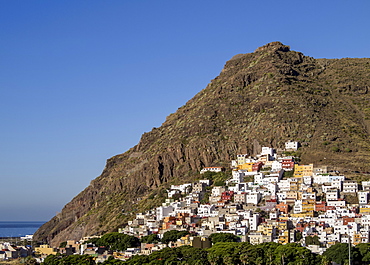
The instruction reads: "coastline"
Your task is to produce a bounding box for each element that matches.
[0,221,44,239]
[0,237,22,244]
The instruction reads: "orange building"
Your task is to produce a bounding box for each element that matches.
[276,203,289,214]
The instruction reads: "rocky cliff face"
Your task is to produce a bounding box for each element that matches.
[34,42,370,246]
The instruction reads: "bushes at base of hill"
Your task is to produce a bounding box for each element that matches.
[84,232,140,252]
[101,242,321,265]
[43,254,95,265]
[208,232,239,243]
[43,241,370,265]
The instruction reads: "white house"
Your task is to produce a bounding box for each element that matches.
[359,191,369,205]
[327,200,346,207]
[211,186,226,197]
[326,190,339,201]
[343,181,358,193]
[313,175,345,185]
[362,181,370,191]
[197,204,216,217]
[277,180,290,191]
[293,200,303,214]
[230,170,245,184]
[254,173,265,185]
[200,167,224,174]
[285,141,299,151]
[170,183,192,193]
[156,206,174,220]
[271,161,282,172]
[199,179,212,186]
[303,176,312,185]
[246,192,261,205]
[261,147,274,156]
[302,192,316,201]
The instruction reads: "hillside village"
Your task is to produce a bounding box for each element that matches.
[23,141,370,263]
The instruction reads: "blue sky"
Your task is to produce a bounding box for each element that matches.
[1,1,370,221]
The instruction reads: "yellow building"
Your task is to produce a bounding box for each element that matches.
[306,187,314,193]
[278,230,290,244]
[327,241,337,247]
[279,215,289,221]
[352,233,362,245]
[360,207,370,214]
[302,201,315,212]
[257,222,275,236]
[294,164,314,178]
[303,197,316,204]
[277,220,289,230]
[237,154,248,165]
[290,211,314,218]
[289,181,299,192]
[35,245,57,256]
[65,240,80,249]
[113,252,126,260]
[259,154,270,163]
[238,162,254,171]
[286,191,298,199]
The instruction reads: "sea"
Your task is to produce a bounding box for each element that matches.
[0,221,45,238]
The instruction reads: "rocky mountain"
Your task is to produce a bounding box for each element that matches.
[34,42,370,246]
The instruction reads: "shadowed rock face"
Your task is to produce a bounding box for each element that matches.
[34,42,370,246]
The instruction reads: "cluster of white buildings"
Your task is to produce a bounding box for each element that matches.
[117,141,370,255]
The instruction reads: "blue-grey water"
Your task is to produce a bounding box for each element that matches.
[0,221,45,237]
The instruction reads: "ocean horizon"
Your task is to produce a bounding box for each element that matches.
[0,221,45,238]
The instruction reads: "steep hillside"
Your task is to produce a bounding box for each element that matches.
[34,42,370,246]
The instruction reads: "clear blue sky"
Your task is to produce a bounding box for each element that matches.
[1,1,369,221]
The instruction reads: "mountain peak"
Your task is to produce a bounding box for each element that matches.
[254,41,290,53]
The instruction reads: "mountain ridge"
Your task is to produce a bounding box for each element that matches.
[34,42,370,246]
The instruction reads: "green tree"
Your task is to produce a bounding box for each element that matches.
[200,191,210,204]
[42,254,95,265]
[209,233,239,244]
[100,255,126,264]
[207,242,240,265]
[61,255,95,265]
[257,242,280,265]
[295,231,303,242]
[122,254,149,264]
[274,243,319,265]
[59,241,67,248]
[356,243,370,263]
[320,255,331,265]
[203,171,217,180]
[323,243,360,265]
[161,230,189,244]
[141,233,160,244]
[213,180,225,186]
[283,170,294,178]
[42,254,62,265]
[177,245,210,265]
[22,256,38,265]
[84,237,100,245]
[237,242,262,265]
[305,235,321,245]
[147,247,179,264]
[97,232,140,251]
